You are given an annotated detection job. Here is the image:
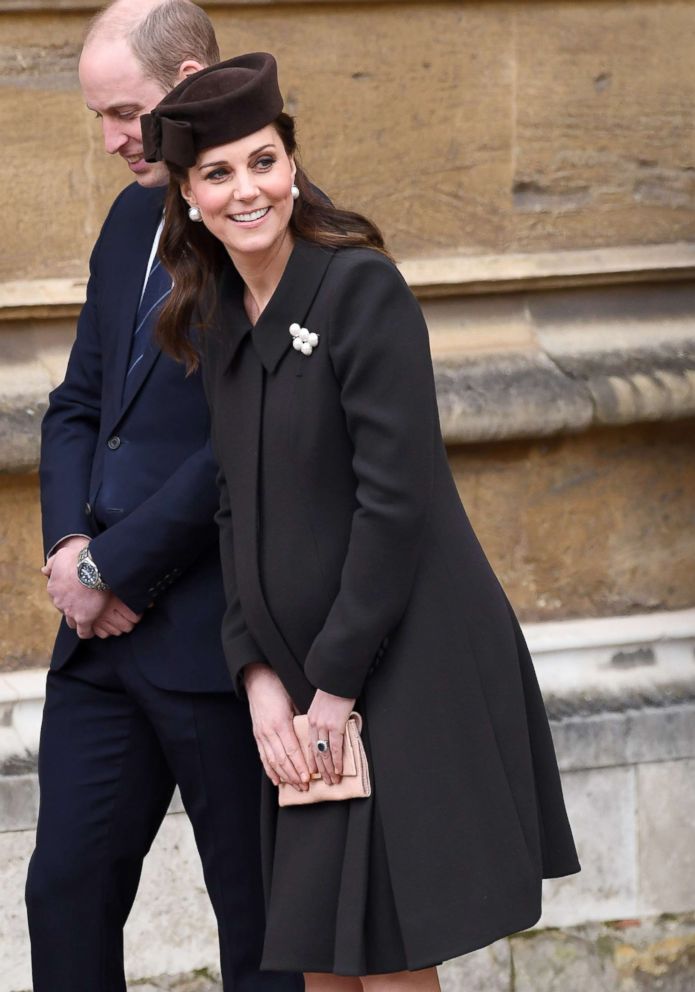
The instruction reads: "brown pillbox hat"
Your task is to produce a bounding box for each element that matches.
[141,52,283,168]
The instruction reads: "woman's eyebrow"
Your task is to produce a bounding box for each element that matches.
[199,144,276,171]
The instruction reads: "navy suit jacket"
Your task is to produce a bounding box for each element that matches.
[40,182,238,692]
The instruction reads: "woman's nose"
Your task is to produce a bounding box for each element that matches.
[233,172,259,200]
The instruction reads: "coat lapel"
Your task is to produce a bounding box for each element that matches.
[229,351,315,711]
[215,240,336,711]
[251,239,336,373]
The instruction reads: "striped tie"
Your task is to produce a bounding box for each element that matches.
[123,259,172,404]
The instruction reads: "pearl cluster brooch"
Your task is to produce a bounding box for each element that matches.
[289,323,319,356]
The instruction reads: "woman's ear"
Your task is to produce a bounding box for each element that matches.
[289,156,297,182]
[180,181,197,208]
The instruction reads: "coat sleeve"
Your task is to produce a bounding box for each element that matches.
[303,252,437,699]
[88,439,221,613]
[40,188,220,614]
[213,466,267,695]
[39,225,105,558]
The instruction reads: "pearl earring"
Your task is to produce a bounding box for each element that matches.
[291,184,300,201]
[188,205,202,222]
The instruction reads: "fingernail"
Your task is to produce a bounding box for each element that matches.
[301,773,309,783]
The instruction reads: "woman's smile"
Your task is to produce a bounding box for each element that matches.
[229,206,271,225]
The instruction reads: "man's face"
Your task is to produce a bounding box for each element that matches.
[79,36,169,188]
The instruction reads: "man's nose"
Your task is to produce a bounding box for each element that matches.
[102,119,128,155]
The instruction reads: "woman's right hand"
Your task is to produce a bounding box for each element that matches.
[243,662,311,792]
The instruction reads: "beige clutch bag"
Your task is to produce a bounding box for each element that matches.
[278,712,372,807]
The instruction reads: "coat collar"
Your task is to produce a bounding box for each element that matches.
[214,238,336,374]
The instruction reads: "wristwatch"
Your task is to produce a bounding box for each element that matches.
[76,546,110,592]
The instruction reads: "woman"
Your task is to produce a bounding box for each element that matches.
[142,53,580,991]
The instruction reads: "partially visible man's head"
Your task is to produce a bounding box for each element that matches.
[79,0,220,187]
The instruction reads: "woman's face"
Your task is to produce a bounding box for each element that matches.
[182,124,296,261]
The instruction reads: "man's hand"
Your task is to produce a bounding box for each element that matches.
[244,663,311,792]
[92,594,143,639]
[42,537,107,639]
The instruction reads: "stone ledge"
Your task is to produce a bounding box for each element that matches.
[401,242,695,298]
[526,609,695,718]
[2,324,695,470]
[3,245,694,319]
[2,609,693,829]
[2,255,695,467]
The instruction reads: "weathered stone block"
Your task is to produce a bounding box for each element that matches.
[434,352,593,444]
[540,766,637,928]
[0,814,219,992]
[123,813,218,983]
[439,939,511,992]
[0,774,38,833]
[610,915,695,992]
[450,419,695,624]
[514,4,695,251]
[127,975,221,992]
[551,704,695,774]
[0,829,36,992]
[638,760,695,916]
[511,929,619,992]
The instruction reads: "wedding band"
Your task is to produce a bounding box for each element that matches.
[316,739,330,754]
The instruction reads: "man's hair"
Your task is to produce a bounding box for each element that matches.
[85,0,220,90]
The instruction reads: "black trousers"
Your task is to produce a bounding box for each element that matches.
[25,636,302,992]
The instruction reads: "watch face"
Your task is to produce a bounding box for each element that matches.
[77,560,99,588]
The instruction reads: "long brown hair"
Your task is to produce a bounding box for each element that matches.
[157,112,390,371]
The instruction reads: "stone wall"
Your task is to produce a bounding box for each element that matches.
[2,0,695,284]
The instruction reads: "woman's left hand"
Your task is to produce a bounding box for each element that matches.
[306,689,357,786]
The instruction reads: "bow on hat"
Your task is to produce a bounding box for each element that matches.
[141,111,197,168]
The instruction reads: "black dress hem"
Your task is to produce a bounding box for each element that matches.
[260,905,544,977]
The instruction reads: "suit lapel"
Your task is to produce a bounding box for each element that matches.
[118,321,163,413]
[105,186,167,431]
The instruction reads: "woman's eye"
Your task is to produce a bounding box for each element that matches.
[255,156,275,170]
[206,168,228,181]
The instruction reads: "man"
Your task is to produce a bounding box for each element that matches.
[25,2,302,990]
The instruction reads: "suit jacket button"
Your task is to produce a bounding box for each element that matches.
[107,436,121,450]
[84,502,92,516]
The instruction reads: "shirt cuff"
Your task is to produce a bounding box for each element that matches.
[46,533,90,562]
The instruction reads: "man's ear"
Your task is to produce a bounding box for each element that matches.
[176,59,205,84]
